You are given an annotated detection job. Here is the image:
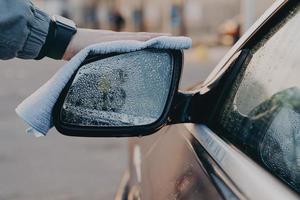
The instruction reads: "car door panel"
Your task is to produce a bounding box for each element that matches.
[188,124,299,200]
[127,125,223,200]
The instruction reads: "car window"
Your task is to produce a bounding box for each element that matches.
[216,3,300,192]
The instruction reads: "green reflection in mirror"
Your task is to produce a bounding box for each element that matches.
[61,49,173,127]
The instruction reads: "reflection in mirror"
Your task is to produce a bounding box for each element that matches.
[61,50,173,127]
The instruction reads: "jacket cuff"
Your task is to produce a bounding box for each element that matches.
[17,8,50,59]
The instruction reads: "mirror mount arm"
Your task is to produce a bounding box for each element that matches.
[167,91,205,124]
[168,89,220,125]
[167,49,252,125]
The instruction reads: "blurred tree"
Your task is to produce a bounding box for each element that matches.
[83,0,100,28]
[171,0,187,35]
[110,8,125,31]
[178,0,187,35]
[241,0,256,33]
[61,0,71,19]
[139,0,146,32]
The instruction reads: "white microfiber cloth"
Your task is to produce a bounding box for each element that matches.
[15,36,192,136]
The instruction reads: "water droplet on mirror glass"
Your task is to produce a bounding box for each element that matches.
[61,49,173,127]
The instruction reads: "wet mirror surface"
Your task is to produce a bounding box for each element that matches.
[61,49,173,127]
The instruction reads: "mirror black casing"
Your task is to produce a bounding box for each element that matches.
[54,49,183,137]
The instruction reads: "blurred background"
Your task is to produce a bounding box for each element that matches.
[0,0,274,199]
[34,0,275,45]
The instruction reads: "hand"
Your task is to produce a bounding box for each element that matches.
[63,29,170,60]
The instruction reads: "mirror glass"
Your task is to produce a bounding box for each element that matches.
[60,49,174,127]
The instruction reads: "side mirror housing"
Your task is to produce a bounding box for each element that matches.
[54,49,183,137]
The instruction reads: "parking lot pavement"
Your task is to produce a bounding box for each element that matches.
[0,46,229,200]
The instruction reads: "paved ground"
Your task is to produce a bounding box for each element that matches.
[0,46,229,200]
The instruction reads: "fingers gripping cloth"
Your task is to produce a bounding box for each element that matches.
[15,36,192,136]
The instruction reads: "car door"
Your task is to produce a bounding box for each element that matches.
[124,0,300,200]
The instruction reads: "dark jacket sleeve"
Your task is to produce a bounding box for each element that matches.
[0,0,50,60]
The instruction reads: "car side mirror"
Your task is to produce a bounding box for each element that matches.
[54,49,183,137]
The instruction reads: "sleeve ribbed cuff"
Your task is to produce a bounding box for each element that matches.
[17,8,50,59]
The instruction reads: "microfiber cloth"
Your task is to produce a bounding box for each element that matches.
[15,36,192,136]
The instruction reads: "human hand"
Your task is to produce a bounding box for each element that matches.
[63,29,170,60]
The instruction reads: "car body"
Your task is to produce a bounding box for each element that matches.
[114,1,300,199]
[52,0,300,199]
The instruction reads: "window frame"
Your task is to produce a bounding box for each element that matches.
[208,0,299,135]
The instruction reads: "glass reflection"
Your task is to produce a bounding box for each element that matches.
[61,49,173,127]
